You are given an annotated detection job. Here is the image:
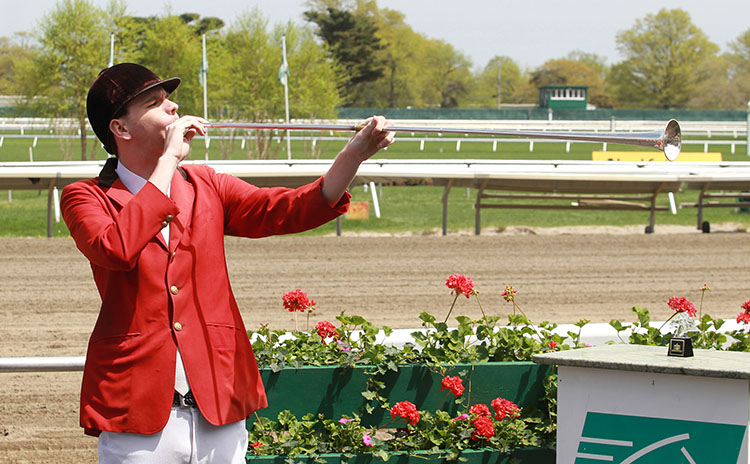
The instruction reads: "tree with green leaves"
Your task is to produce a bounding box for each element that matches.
[530,58,611,108]
[304,6,384,106]
[208,9,340,159]
[0,34,36,96]
[726,29,750,108]
[418,40,473,108]
[178,13,225,36]
[365,8,416,107]
[612,8,718,109]
[16,0,109,160]
[134,15,203,115]
[469,56,525,108]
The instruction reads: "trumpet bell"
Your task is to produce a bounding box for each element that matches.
[661,119,682,162]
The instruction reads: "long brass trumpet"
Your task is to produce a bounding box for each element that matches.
[205,119,682,161]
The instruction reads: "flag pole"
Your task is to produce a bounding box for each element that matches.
[281,34,291,160]
[108,34,114,67]
[201,34,209,160]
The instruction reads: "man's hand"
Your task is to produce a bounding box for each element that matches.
[321,115,395,205]
[341,116,395,163]
[149,115,207,194]
[163,115,208,163]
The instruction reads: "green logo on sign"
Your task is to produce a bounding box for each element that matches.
[575,412,745,463]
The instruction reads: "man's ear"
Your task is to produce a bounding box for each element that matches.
[109,118,132,141]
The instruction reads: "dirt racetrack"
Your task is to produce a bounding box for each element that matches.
[2,226,750,463]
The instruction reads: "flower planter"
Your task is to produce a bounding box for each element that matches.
[246,447,554,463]
[258,362,553,427]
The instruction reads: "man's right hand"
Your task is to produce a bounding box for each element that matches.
[163,115,208,163]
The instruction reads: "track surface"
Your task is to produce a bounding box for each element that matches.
[2,229,749,462]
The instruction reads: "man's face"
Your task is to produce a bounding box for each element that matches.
[114,86,179,157]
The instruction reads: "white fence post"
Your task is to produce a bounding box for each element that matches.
[369,181,380,218]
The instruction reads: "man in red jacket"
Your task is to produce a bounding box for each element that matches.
[61,63,394,463]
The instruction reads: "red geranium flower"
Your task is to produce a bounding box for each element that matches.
[548,340,558,350]
[737,299,750,324]
[491,397,520,421]
[445,274,475,298]
[469,403,491,417]
[440,376,465,398]
[501,285,517,303]
[282,289,316,313]
[315,320,338,342]
[391,400,420,425]
[471,416,495,441]
[667,296,697,317]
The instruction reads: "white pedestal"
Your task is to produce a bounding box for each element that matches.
[534,344,750,463]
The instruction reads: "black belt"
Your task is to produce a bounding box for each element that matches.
[173,390,196,407]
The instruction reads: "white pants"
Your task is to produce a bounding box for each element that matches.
[98,406,248,464]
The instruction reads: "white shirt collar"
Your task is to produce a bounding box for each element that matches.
[115,159,170,197]
[115,159,148,195]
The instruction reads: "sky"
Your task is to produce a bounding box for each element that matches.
[2,0,749,70]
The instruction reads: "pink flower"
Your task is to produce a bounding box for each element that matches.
[391,401,420,425]
[440,376,465,398]
[501,285,517,303]
[362,434,373,447]
[454,413,469,421]
[446,274,475,298]
[491,397,520,421]
[315,320,338,343]
[471,416,495,441]
[469,404,490,417]
[667,296,697,317]
[336,340,352,351]
[282,289,316,313]
[338,418,355,424]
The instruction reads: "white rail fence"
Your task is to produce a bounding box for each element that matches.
[2,320,747,373]
[1,134,747,157]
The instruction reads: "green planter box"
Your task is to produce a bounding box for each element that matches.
[246,448,554,463]
[257,362,552,426]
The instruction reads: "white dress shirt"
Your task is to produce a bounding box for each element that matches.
[114,160,190,395]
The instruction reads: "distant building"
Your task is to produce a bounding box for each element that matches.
[538,85,588,110]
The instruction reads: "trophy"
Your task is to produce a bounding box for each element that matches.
[667,311,695,358]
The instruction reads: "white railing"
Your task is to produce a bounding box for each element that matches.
[1,134,746,156]
[2,319,747,373]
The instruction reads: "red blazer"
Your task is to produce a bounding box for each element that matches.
[61,159,349,436]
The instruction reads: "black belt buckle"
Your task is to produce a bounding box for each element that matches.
[173,390,196,407]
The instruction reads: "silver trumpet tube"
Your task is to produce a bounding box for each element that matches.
[205,118,682,161]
